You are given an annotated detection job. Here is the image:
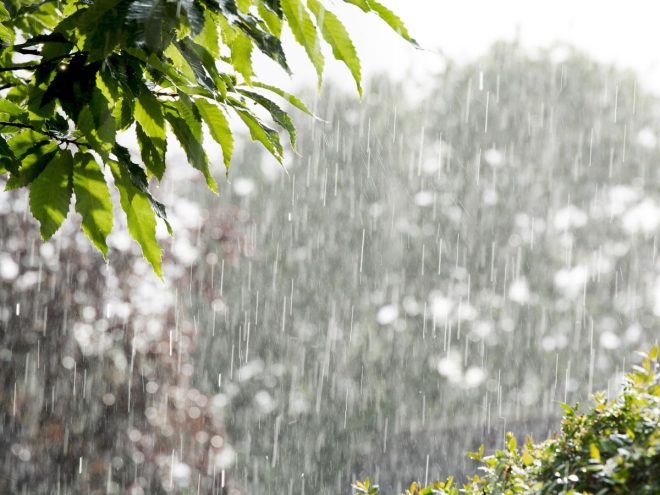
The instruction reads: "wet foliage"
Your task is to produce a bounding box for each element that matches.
[356,347,660,494]
[0,0,412,274]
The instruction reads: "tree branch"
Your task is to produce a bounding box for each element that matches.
[0,63,40,73]
[0,53,79,73]
[0,121,88,147]
[154,91,179,98]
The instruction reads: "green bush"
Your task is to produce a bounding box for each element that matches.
[355,346,660,495]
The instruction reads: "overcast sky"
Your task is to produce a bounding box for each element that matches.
[254,1,660,95]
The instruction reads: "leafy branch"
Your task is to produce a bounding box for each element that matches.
[0,0,416,277]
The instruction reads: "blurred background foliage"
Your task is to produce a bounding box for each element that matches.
[2,42,660,493]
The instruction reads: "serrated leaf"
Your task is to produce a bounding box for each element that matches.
[239,89,296,149]
[29,149,73,240]
[231,30,254,81]
[236,16,290,73]
[109,159,162,278]
[56,0,122,35]
[90,88,116,142]
[112,143,171,232]
[78,105,112,159]
[164,107,217,192]
[262,0,283,17]
[135,86,165,140]
[258,1,282,37]
[342,0,416,45]
[195,98,233,171]
[235,108,282,161]
[175,91,203,136]
[249,81,314,116]
[281,0,323,83]
[176,37,216,93]
[136,123,166,180]
[5,144,58,190]
[308,0,361,95]
[195,12,220,58]
[73,152,113,257]
[342,0,369,12]
[366,0,417,45]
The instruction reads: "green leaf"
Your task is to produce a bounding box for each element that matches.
[174,91,203,137]
[176,37,216,93]
[249,81,314,116]
[0,99,25,117]
[195,98,233,172]
[164,107,218,193]
[29,149,73,240]
[308,0,362,95]
[239,89,297,149]
[649,344,659,361]
[236,0,252,13]
[109,160,162,278]
[56,0,122,35]
[235,108,283,161]
[6,129,49,158]
[281,0,324,83]
[342,0,417,45]
[73,152,113,257]
[558,402,576,416]
[78,105,112,159]
[229,13,290,73]
[135,86,166,140]
[231,30,254,81]
[0,24,14,44]
[365,0,417,45]
[0,135,19,174]
[195,13,220,58]
[262,0,283,17]
[112,143,171,232]
[342,0,370,12]
[5,143,58,190]
[0,2,10,21]
[90,88,116,143]
[258,2,282,37]
[136,123,166,180]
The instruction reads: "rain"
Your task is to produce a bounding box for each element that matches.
[2,8,660,495]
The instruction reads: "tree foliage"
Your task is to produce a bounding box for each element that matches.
[0,0,414,275]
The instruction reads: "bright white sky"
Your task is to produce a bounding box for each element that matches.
[254,1,660,95]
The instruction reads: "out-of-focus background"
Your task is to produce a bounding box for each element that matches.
[2,2,660,494]
[257,1,660,94]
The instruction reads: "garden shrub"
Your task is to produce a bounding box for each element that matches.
[355,346,660,494]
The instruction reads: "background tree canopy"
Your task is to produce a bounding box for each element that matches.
[0,0,414,276]
[2,40,659,494]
